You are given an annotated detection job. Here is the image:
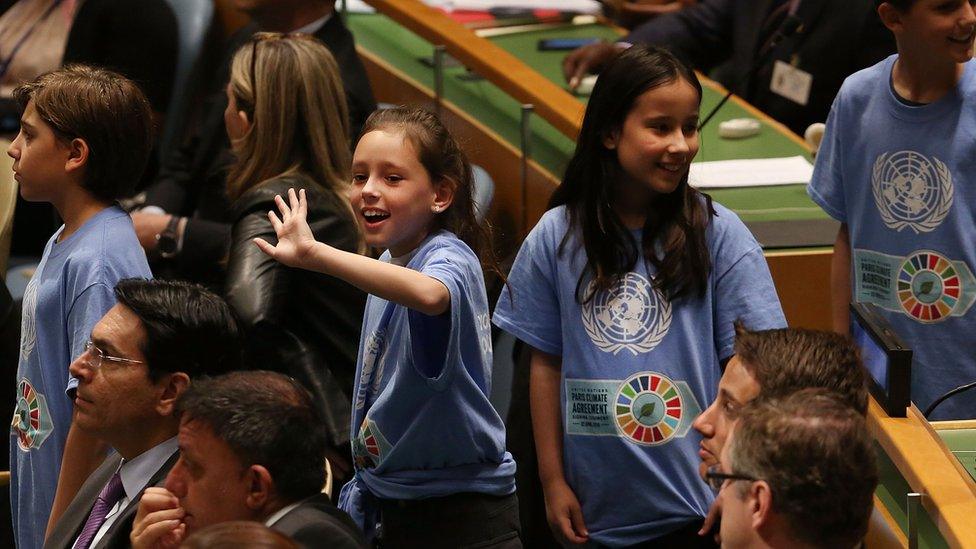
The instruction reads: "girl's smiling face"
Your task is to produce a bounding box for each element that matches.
[603,78,700,209]
[351,129,454,256]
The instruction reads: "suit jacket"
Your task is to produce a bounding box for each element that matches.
[271,493,366,549]
[143,14,376,286]
[63,0,178,114]
[44,451,179,549]
[625,0,895,135]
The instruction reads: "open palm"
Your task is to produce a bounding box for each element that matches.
[254,188,319,269]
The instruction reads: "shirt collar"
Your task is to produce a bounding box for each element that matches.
[118,437,179,499]
[292,12,331,35]
[264,500,303,527]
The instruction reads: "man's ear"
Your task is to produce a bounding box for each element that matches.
[156,372,190,417]
[750,480,774,530]
[244,464,275,511]
[64,137,89,175]
[431,177,456,214]
[877,3,902,33]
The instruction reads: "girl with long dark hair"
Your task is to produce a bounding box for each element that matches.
[494,45,786,546]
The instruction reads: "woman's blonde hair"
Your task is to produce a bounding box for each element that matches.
[225,32,351,202]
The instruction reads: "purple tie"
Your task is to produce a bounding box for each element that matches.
[74,472,125,549]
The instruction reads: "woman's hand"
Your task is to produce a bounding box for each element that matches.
[254,188,320,269]
[542,477,589,545]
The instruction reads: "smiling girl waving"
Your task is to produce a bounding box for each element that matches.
[257,107,519,548]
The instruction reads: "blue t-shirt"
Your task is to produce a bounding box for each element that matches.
[493,204,785,546]
[338,231,515,534]
[10,206,151,549]
[808,55,976,420]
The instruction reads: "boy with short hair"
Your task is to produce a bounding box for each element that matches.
[7,65,153,549]
[808,0,976,419]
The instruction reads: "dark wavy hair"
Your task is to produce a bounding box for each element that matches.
[114,278,242,382]
[358,107,502,280]
[177,371,327,503]
[549,45,713,302]
[734,322,869,415]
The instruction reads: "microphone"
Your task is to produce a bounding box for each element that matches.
[923,380,976,419]
[699,14,804,130]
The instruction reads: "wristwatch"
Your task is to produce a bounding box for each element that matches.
[155,216,183,259]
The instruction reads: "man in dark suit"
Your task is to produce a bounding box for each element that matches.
[563,0,895,135]
[129,371,364,549]
[130,0,376,286]
[44,279,242,549]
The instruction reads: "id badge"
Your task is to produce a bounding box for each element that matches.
[770,60,813,106]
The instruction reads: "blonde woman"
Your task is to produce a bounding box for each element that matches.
[222,32,366,483]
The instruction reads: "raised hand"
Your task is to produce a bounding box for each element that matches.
[563,41,619,91]
[253,188,320,269]
[130,487,186,549]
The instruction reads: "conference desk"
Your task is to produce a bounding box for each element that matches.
[343,3,974,546]
[869,405,976,548]
[938,422,976,484]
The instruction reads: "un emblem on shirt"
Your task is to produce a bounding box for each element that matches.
[19,272,39,362]
[11,378,53,451]
[872,151,953,234]
[581,273,671,355]
[614,372,684,446]
[354,330,386,411]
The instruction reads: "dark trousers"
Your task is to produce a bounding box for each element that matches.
[579,520,718,548]
[631,520,719,548]
[377,492,522,549]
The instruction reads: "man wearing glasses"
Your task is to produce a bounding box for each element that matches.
[706,389,877,548]
[44,278,242,549]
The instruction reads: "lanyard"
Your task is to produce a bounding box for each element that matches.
[0,0,67,80]
[353,299,398,428]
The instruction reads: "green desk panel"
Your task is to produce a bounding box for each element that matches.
[347,14,835,245]
[937,428,976,483]
[874,442,948,548]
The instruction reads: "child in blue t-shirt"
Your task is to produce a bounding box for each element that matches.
[493,46,786,547]
[7,66,153,549]
[257,107,518,546]
[808,0,976,419]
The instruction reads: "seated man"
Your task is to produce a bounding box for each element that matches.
[563,0,895,135]
[693,324,867,477]
[711,389,877,548]
[130,371,365,549]
[45,278,242,549]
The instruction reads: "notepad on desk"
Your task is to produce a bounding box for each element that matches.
[689,156,814,189]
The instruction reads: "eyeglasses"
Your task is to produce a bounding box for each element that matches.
[245,32,315,114]
[704,465,758,492]
[81,340,144,369]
